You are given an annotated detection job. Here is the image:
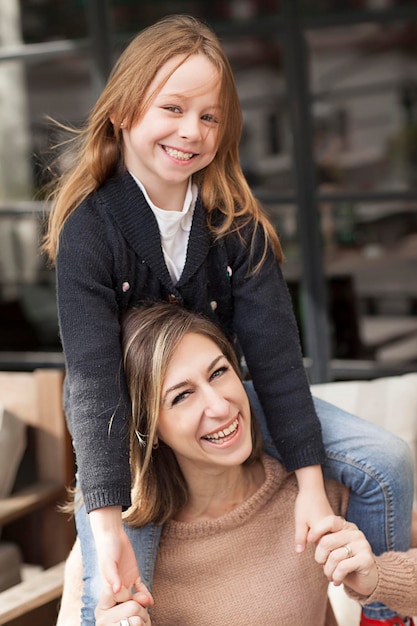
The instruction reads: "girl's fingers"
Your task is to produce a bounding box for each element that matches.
[96,584,117,611]
[113,585,134,604]
[308,514,347,543]
[133,579,154,607]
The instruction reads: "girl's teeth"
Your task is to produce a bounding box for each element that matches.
[164,147,193,160]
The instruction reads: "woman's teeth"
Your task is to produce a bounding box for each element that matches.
[203,418,239,442]
[164,146,194,161]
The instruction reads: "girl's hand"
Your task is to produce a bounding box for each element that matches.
[294,466,334,553]
[89,507,142,594]
[310,515,378,597]
[95,583,153,626]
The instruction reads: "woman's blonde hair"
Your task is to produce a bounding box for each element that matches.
[43,14,282,266]
[121,302,263,527]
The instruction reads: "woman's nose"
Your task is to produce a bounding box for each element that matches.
[202,385,229,418]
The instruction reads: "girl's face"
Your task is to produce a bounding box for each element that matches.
[122,54,222,209]
[158,332,253,475]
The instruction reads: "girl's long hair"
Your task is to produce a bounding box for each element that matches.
[121,302,263,527]
[42,14,282,267]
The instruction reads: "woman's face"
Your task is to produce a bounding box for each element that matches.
[121,53,221,208]
[158,332,253,474]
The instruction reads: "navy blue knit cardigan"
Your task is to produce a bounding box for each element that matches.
[56,170,325,513]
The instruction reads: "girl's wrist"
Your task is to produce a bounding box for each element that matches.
[89,506,123,536]
[295,465,326,492]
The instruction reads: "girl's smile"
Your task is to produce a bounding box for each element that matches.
[122,54,221,211]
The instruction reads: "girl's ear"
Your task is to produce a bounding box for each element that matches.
[109,114,126,128]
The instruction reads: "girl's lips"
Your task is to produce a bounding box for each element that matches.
[162,145,196,161]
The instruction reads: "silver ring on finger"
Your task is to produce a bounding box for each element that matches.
[343,544,353,558]
[120,619,131,626]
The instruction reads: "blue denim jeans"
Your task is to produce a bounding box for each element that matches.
[76,386,414,624]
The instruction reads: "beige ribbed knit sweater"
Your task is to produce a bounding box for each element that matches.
[151,455,349,625]
[346,549,417,617]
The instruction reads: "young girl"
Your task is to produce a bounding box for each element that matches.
[43,14,414,625]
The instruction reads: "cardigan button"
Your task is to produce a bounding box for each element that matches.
[167,294,179,304]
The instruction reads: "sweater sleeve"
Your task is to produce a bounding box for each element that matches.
[345,550,417,616]
[56,201,132,513]
[228,220,326,471]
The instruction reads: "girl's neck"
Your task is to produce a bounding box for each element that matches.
[175,460,265,523]
[130,170,191,213]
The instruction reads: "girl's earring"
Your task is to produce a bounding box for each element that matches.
[120,122,124,128]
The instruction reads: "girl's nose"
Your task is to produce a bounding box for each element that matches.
[178,114,202,140]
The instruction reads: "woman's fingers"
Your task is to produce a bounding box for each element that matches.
[311,516,378,596]
[95,585,152,626]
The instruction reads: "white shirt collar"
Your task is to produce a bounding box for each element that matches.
[128,172,197,234]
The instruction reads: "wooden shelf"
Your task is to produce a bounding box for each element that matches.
[0,369,75,625]
[0,482,63,526]
[0,562,65,625]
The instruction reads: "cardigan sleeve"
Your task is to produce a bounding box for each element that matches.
[56,200,132,513]
[344,550,417,616]
[227,219,326,471]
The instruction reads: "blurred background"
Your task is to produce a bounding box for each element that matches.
[0,0,416,382]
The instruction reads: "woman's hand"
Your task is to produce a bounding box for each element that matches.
[95,583,153,626]
[89,507,142,594]
[309,515,378,597]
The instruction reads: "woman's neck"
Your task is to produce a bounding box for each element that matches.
[175,460,265,523]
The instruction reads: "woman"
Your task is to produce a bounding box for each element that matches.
[58,302,416,625]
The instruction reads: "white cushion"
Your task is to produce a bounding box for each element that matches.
[312,373,417,502]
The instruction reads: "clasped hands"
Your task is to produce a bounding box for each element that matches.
[310,514,378,597]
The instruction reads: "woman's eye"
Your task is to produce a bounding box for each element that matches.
[172,390,190,405]
[210,365,228,381]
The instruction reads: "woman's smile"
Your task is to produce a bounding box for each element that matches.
[201,415,240,445]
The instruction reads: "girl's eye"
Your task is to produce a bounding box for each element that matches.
[210,365,228,381]
[164,105,181,113]
[201,113,218,123]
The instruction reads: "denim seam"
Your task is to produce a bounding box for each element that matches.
[144,523,161,591]
[325,450,393,551]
